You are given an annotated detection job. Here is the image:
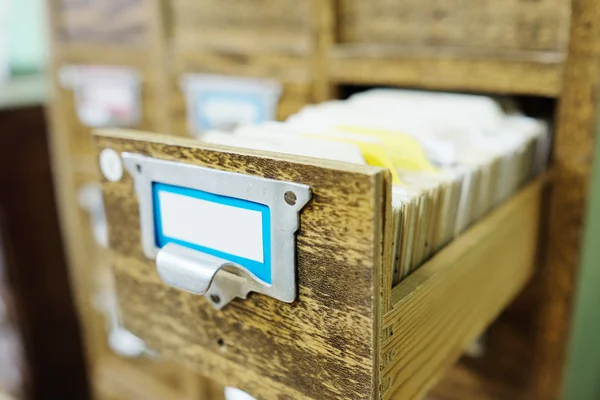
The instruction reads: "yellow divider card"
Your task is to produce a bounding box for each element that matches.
[337,126,438,174]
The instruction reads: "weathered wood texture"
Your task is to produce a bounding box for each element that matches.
[53,0,152,45]
[171,51,313,87]
[71,172,210,400]
[95,129,386,400]
[94,130,545,400]
[421,1,600,398]
[312,0,336,102]
[381,177,544,400]
[337,0,571,52]
[170,0,313,54]
[48,0,600,399]
[329,45,565,97]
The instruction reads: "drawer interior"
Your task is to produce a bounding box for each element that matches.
[169,0,313,53]
[381,176,544,399]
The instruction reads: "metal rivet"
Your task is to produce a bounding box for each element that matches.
[99,148,123,182]
[284,191,297,206]
[210,294,221,304]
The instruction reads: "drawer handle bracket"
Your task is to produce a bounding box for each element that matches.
[156,242,256,309]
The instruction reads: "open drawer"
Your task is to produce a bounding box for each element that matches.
[95,130,544,400]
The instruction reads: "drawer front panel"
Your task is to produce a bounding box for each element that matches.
[53,0,152,46]
[95,130,386,400]
[170,0,313,53]
[338,0,571,52]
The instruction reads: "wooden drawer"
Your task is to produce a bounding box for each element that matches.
[94,130,544,400]
[51,0,153,46]
[170,52,313,135]
[169,0,313,53]
[336,0,571,53]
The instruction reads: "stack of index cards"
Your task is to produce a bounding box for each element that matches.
[198,89,549,285]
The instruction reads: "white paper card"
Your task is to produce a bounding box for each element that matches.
[159,191,265,263]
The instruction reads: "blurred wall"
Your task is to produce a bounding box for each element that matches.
[563,117,600,399]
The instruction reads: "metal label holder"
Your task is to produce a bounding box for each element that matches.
[112,152,311,309]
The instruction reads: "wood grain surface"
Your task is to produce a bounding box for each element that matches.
[329,45,565,97]
[95,129,387,400]
[170,52,314,136]
[47,0,600,398]
[312,0,336,103]
[51,0,152,45]
[337,0,571,53]
[170,0,313,54]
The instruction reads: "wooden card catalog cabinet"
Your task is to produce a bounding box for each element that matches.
[169,0,313,53]
[53,0,152,45]
[96,130,544,400]
[337,0,571,52]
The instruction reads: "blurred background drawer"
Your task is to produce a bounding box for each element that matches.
[169,0,313,54]
[56,61,162,165]
[51,0,153,46]
[336,0,571,53]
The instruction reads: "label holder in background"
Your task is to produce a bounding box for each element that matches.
[102,151,310,309]
[59,65,142,128]
[180,73,282,134]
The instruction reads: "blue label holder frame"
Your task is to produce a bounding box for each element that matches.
[116,152,311,309]
[152,182,273,285]
[195,91,268,131]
